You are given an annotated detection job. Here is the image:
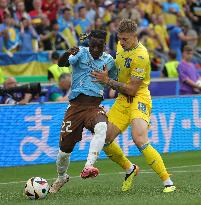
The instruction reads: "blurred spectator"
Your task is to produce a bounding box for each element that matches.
[58,72,71,101]
[138,9,149,28]
[107,19,118,58]
[85,0,97,25]
[118,0,141,24]
[48,51,72,82]
[57,6,78,47]
[0,21,8,52]
[177,45,201,95]
[0,0,8,24]
[102,0,115,24]
[161,0,180,25]
[46,72,71,102]
[29,0,43,33]
[162,0,180,15]
[42,0,60,22]
[184,18,198,49]
[2,11,19,52]
[0,67,4,83]
[0,77,32,104]
[13,0,31,25]
[93,17,105,30]
[167,16,198,61]
[74,6,92,36]
[24,0,34,12]
[19,16,38,52]
[139,0,153,20]
[187,0,201,34]
[162,50,179,78]
[154,14,169,53]
[58,7,74,31]
[38,14,52,50]
[140,25,167,70]
[50,20,69,50]
[175,0,186,17]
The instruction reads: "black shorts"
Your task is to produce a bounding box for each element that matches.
[59,94,107,153]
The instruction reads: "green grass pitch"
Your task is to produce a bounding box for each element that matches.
[0,151,201,205]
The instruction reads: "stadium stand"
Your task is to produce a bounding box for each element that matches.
[0,0,200,101]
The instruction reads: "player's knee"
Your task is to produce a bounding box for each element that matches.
[94,122,107,141]
[94,122,107,134]
[134,137,149,150]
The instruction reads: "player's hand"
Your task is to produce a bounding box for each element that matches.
[91,65,109,84]
[126,96,133,103]
[67,47,79,55]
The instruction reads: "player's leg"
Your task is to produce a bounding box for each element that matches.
[131,118,175,193]
[103,122,133,171]
[131,98,175,192]
[103,100,139,191]
[81,106,108,179]
[49,105,84,193]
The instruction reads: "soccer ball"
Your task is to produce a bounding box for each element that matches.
[24,177,49,200]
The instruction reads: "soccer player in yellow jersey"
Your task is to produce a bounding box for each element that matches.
[92,18,176,193]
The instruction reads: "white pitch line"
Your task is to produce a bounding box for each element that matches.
[165,164,201,169]
[0,164,201,186]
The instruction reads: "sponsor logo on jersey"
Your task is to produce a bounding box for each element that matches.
[135,68,144,73]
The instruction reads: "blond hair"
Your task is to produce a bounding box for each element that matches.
[118,19,137,33]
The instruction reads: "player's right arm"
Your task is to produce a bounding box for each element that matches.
[91,65,143,97]
[107,76,142,97]
[58,47,80,67]
[91,52,149,97]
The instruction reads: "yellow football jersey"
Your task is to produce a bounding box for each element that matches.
[115,42,151,98]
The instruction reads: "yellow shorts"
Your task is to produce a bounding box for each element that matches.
[108,95,152,132]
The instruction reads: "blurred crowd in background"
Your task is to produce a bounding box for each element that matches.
[0,0,201,104]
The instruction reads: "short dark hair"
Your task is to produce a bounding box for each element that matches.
[78,5,85,12]
[89,30,107,41]
[80,30,107,42]
[51,51,60,60]
[168,50,177,59]
[62,7,71,13]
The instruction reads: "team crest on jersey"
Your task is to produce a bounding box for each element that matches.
[124,58,132,68]
[138,56,144,59]
[138,102,146,113]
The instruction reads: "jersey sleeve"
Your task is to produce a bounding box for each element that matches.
[68,47,82,65]
[130,53,149,80]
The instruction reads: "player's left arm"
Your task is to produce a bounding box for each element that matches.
[58,47,80,67]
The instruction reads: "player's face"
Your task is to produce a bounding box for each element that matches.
[118,32,137,50]
[89,37,105,59]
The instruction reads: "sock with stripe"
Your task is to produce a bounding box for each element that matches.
[103,141,133,171]
[140,142,171,183]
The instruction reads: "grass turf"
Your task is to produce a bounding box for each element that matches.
[0,151,201,205]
